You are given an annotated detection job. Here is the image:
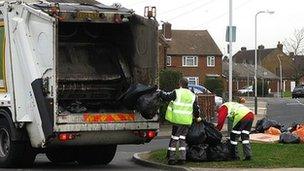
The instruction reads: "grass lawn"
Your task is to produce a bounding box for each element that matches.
[148,143,304,168]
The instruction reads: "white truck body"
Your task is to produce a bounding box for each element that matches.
[0,0,159,167]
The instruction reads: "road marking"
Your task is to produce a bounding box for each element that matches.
[286,99,304,106]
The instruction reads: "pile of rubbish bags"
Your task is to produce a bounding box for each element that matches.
[254,118,304,144]
[186,120,233,162]
[122,83,160,119]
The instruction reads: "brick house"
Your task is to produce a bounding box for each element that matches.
[233,42,295,92]
[159,23,223,85]
[222,61,279,94]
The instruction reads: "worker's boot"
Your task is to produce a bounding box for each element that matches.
[243,143,252,161]
[167,148,176,165]
[243,156,251,161]
[230,145,240,160]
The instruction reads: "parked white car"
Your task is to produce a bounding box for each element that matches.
[238,85,253,94]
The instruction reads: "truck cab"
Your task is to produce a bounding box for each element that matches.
[0,0,159,167]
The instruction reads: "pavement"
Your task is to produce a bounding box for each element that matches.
[134,97,304,170]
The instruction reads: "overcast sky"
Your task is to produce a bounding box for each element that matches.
[99,0,304,56]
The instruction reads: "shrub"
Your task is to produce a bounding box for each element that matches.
[159,69,183,91]
[158,69,183,122]
[204,77,224,96]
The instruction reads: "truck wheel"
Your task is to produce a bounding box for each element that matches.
[46,148,76,163]
[76,145,117,165]
[0,118,36,168]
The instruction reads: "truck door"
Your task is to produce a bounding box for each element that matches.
[4,4,56,146]
[130,15,158,85]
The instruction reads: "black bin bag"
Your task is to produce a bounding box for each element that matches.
[122,84,157,109]
[186,144,208,162]
[203,120,222,145]
[186,122,206,145]
[207,140,233,161]
[136,92,160,119]
[279,132,300,144]
[255,118,282,133]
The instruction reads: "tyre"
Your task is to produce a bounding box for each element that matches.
[46,148,76,163]
[0,117,36,168]
[76,145,117,165]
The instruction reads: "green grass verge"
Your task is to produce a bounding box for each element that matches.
[284,91,292,98]
[149,143,304,168]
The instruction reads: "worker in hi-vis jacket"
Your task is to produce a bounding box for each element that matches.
[159,78,201,165]
[216,98,254,161]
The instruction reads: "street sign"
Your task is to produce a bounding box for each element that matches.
[226,26,236,42]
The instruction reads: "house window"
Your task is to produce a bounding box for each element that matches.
[166,56,171,66]
[182,56,198,67]
[207,56,215,67]
[186,77,199,85]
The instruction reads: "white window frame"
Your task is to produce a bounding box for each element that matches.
[166,56,171,66]
[207,56,215,67]
[182,56,198,67]
[186,77,199,85]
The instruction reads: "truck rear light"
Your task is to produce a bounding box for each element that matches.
[133,130,157,139]
[146,130,157,139]
[58,133,75,142]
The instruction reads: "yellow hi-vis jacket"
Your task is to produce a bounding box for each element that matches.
[224,102,252,127]
[165,88,196,125]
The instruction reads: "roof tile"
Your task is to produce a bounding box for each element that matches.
[222,62,279,80]
[166,30,222,55]
[234,48,275,64]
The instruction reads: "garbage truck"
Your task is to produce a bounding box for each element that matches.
[0,0,159,167]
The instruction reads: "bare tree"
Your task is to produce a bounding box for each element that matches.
[283,28,304,55]
[283,28,304,84]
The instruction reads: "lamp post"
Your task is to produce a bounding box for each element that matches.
[228,0,233,102]
[254,10,274,115]
[276,55,283,98]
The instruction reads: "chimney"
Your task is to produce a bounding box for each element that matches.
[162,22,172,40]
[258,45,264,50]
[277,41,283,51]
[241,47,247,51]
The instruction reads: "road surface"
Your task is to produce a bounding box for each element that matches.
[0,138,169,171]
[266,98,304,126]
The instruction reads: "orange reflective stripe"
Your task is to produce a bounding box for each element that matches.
[83,113,135,123]
[106,115,114,122]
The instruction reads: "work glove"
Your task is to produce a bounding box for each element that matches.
[196,117,202,122]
